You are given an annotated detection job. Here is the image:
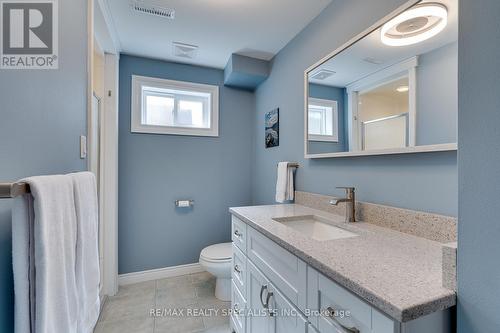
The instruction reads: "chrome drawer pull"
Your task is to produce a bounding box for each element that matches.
[260,284,268,307]
[234,265,242,273]
[326,307,360,333]
[234,230,243,238]
[264,291,274,317]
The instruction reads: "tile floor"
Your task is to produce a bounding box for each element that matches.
[94,272,231,333]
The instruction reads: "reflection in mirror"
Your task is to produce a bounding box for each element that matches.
[308,98,338,142]
[306,0,458,157]
[359,76,409,150]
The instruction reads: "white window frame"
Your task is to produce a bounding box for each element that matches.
[131,75,219,137]
[308,98,339,142]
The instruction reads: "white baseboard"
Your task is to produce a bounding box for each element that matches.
[118,263,205,286]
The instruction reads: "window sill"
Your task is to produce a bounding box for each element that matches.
[131,124,219,137]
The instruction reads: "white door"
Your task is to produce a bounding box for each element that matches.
[89,94,104,295]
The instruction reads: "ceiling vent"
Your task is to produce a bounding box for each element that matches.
[310,69,336,81]
[173,42,198,59]
[131,1,175,19]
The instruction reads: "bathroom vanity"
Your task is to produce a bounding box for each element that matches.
[228,0,458,331]
[229,204,455,333]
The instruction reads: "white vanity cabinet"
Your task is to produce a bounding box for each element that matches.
[269,279,309,333]
[230,215,452,333]
[246,260,308,333]
[246,227,307,312]
[307,267,395,333]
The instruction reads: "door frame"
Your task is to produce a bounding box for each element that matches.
[346,56,418,151]
[88,0,121,297]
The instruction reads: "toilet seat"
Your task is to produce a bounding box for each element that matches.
[200,242,232,263]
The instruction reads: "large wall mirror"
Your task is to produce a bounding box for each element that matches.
[305,0,458,158]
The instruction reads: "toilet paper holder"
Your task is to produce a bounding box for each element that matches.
[175,199,194,208]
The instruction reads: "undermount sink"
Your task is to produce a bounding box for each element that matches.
[272,215,358,241]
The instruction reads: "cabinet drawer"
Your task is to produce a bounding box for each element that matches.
[232,243,247,299]
[269,281,308,333]
[231,281,247,333]
[308,268,371,333]
[232,216,247,253]
[247,227,307,312]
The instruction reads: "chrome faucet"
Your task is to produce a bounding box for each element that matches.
[329,187,356,223]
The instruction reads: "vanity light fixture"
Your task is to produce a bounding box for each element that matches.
[381,3,448,47]
[396,85,409,92]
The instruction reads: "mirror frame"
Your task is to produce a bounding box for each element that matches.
[304,0,458,159]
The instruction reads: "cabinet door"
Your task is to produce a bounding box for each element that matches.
[267,283,308,333]
[246,261,273,333]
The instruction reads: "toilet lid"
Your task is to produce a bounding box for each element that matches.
[200,242,232,261]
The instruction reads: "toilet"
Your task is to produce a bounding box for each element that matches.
[199,242,232,301]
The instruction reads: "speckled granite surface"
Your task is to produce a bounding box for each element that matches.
[295,191,457,243]
[229,204,456,322]
[442,242,457,291]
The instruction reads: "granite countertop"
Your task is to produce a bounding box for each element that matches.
[229,204,456,323]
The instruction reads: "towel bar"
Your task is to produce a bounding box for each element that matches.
[0,182,30,198]
[277,162,299,168]
[0,166,299,198]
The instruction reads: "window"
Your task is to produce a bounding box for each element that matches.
[131,75,219,136]
[308,98,339,142]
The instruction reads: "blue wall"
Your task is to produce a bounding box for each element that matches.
[252,0,458,217]
[417,42,458,146]
[0,0,88,330]
[118,55,254,274]
[457,0,500,331]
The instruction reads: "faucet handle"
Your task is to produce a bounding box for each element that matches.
[336,186,355,191]
[336,187,355,199]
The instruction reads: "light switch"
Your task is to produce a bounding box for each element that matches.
[80,135,87,159]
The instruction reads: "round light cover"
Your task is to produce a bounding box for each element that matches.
[381,3,448,47]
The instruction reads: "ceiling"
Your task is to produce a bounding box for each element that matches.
[309,0,458,87]
[360,77,409,97]
[105,0,332,69]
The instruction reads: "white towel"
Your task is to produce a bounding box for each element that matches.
[13,175,79,333]
[12,194,35,333]
[275,162,295,203]
[70,172,101,333]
